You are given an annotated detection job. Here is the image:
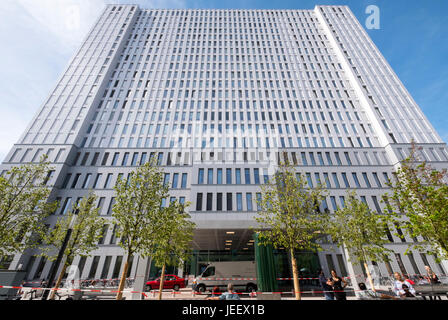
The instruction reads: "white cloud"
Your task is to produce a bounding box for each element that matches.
[16,0,108,52]
[0,0,188,162]
[0,0,108,162]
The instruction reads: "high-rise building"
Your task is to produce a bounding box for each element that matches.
[2,5,447,284]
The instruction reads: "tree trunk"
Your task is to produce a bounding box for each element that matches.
[364,262,376,292]
[116,255,131,300]
[158,264,166,301]
[290,249,301,300]
[49,263,68,300]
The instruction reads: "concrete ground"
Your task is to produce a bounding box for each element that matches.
[139,288,447,301]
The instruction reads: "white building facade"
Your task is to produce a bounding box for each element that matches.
[1,5,447,284]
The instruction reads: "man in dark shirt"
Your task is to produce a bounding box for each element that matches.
[318,269,334,300]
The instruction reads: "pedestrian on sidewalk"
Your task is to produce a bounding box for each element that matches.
[393,272,416,297]
[318,269,334,300]
[424,266,440,284]
[329,270,347,300]
[424,265,442,300]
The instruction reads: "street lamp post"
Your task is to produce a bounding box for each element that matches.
[42,215,77,300]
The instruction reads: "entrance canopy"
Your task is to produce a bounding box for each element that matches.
[191,229,255,252]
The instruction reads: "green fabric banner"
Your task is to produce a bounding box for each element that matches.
[254,233,278,292]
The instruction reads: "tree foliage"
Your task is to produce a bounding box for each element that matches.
[0,157,57,259]
[152,200,195,300]
[326,190,392,266]
[253,163,328,299]
[40,192,105,264]
[39,192,104,299]
[384,143,448,260]
[112,160,195,299]
[254,163,328,252]
[112,161,169,260]
[151,201,195,270]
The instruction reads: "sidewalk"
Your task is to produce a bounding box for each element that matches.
[141,288,360,300]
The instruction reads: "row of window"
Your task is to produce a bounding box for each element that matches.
[194,192,384,213]
[70,148,391,169]
[28,254,135,282]
[197,167,389,189]
[56,194,186,216]
[195,192,259,212]
[60,169,188,191]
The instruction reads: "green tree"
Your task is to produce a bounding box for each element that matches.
[0,157,57,259]
[40,192,105,300]
[384,143,448,261]
[152,201,195,300]
[326,190,392,291]
[254,163,328,300]
[112,161,171,300]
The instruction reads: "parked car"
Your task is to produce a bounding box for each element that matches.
[146,274,186,291]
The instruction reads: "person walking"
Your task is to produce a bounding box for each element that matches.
[318,269,334,300]
[206,283,240,300]
[329,270,347,300]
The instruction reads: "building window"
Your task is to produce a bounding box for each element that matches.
[236,193,243,211]
[82,174,92,189]
[131,153,139,166]
[395,253,408,275]
[172,173,179,189]
[362,173,371,188]
[107,198,115,216]
[217,193,223,211]
[60,198,72,215]
[112,256,123,278]
[206,193,213,211]
[207,169,213,184]
[245,169,251,184]
[198,169,204,184]
[122,153,129,166]
[341,173,350,188]
[98,225,109,245]
[112,153,119,166]
[226,193,233,211]
[226,169,232,184]
[181,173,187,189]
[71,174,81,189]
[235,169,241,184]
[88,256,101,279]
[217,169,223,184]
[104,173,113,189]
[100,256,112,280]
[246,193,253,211]
[254,168,260,184]
[196,193,203,211]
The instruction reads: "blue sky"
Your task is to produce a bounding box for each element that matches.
[0,0,447,162]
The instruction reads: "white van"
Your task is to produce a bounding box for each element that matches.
[192,261,257,293]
